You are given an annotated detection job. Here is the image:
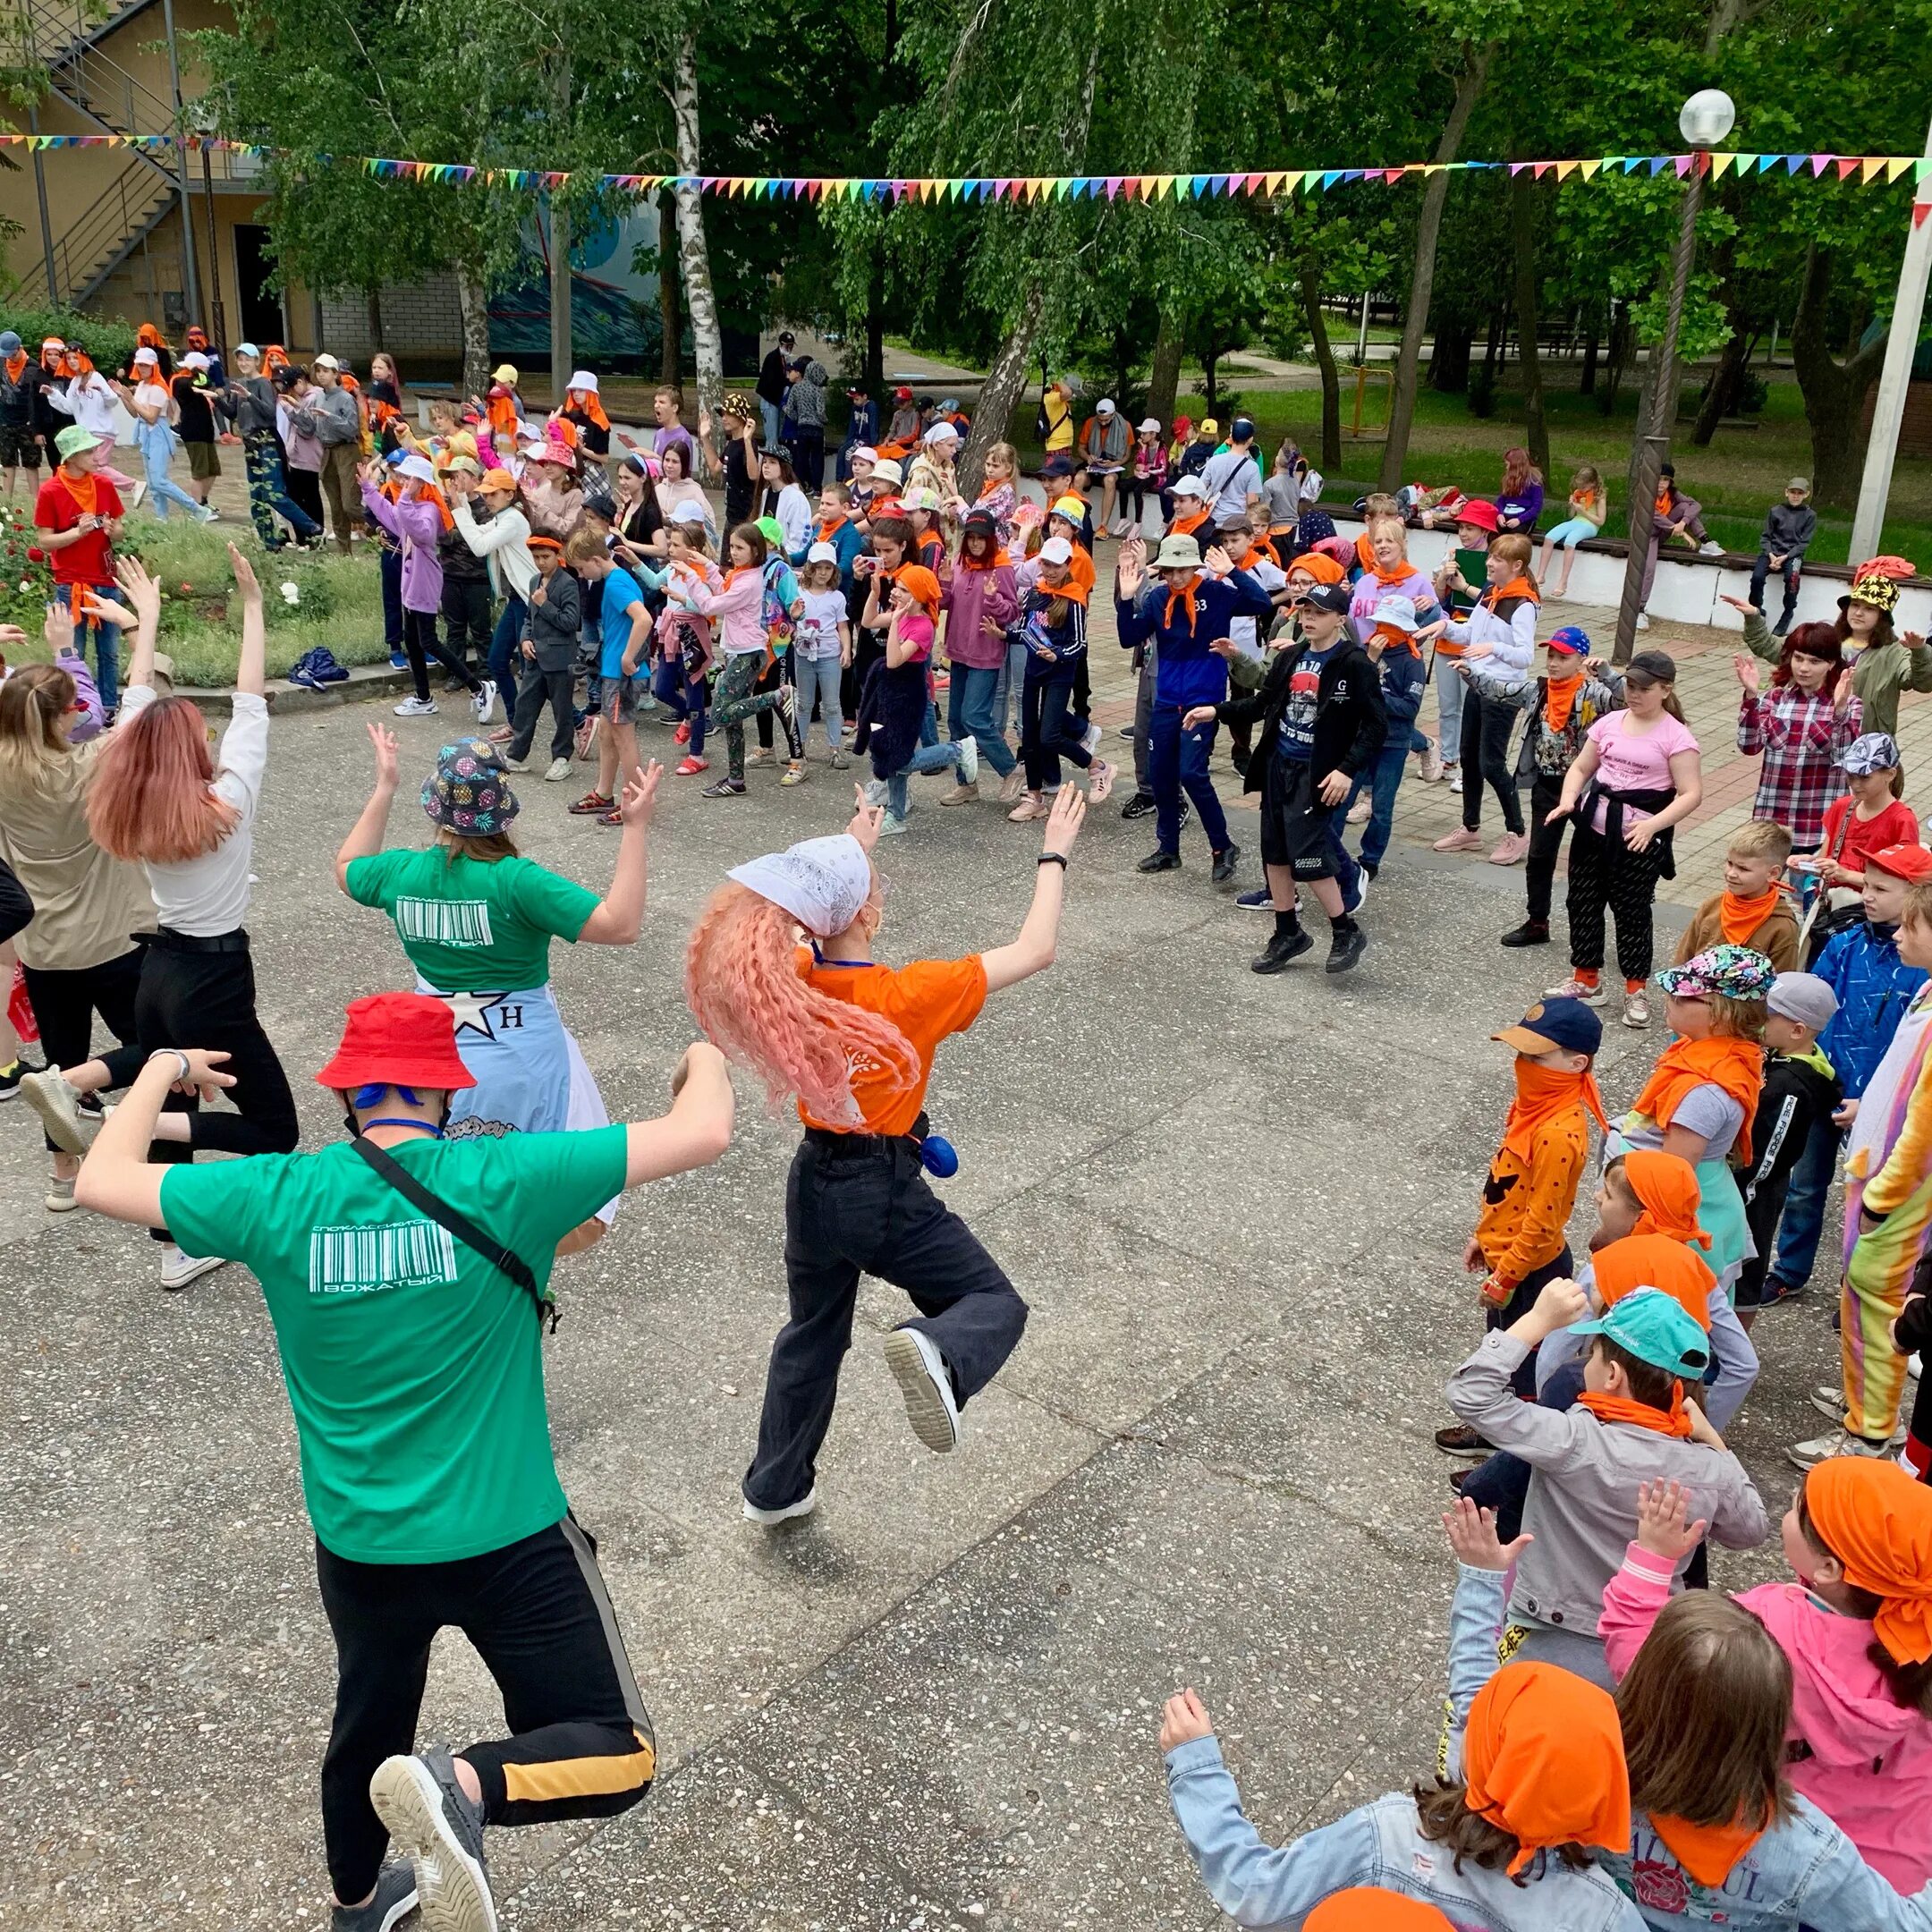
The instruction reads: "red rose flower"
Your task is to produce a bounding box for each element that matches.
[26,547,44,563]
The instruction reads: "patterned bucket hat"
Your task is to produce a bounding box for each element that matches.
[1656,943,1777,1003]
[420,738,521,836]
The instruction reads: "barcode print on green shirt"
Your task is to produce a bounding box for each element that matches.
[394,896,494,949]
[309,1220,460,1296]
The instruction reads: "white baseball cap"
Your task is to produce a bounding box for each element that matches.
[235,341,261,360]
[181,352,210,371]
[806,540,838,565]
[728,833,874,939]
[1096,398,1116,415]
[851,445,877,465]
[669,500,709,525]
[1171,475,1206,499]
[132,346,158,365]
[311,352,341,371]
[1039,536,1073,564]
[1139,418,1161,433]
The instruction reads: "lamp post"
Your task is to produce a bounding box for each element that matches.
[1612,88,1734,664]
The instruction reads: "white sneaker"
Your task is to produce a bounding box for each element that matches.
[45,1174,77,1213]
[1636,613,1651,632]
[1346,797,1372,826]
[864,778,888,808]
[198,507,220,525]
[743,1487,818,1527]
[1699,540,1724,556]
[545,757,573,782]
[956,734,979,787]
[883,1326,962,1453]
[471,679,498,724]
[1419,741,1445,783]
[160,1246,227,1292]
[1447,769,1464,793]
[1787,1427,1892,1470]
[21,1068,99,1156]
[877,812,908,837]
[394,695,438,717]
[1080,719,1103,757]
[1546,977,1609,1006]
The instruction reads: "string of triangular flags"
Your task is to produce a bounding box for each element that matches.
[3,131,1929,213]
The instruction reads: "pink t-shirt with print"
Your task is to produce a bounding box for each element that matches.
[1586,710,1699,834]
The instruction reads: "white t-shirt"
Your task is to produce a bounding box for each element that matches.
[1228,555,1286,656]
[796,587,847,661]
[122,686,268,936]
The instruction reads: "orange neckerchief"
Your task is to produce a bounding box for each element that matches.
[722,564,758,592]
[1543,669,1583,733]
[1655,488,1674,515]
[3,352,26,386]
[416,481,456,533]
[817,511,848,540]
[1244,534,1281,569]
[1170,508,1212,541]
[566,387,610,431]
[1163,574,1201,635]
[1482,574,1540,608]
[1650,1813,1767,1888]
[1499,1060,1607,1165]
[1592,1233,1716,1331]
[1631,1036,1766,1166]
[58,463,100,516]
[1576,1386,1693,1438]
[974,477,1010,504]
[1718,886,1784,947]
[959,543,1011,571]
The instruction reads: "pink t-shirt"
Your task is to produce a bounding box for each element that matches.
[896,611,936,663]
[1586,710,1699,834]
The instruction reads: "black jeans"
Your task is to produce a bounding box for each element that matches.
[510,663,576,763]
[1750,553,1801,634]
[440,577,494,673]
[790,425,826,492]
[20,947,144,1149]
[1523,772,1568,922]
[743,1135,1030,1512]
[1484,1244,1573,1396]
[1459,687,1524,835]
[1021,667,1090,792]
[1461,1360,1586,1535]
[403,606,480,703]
[317,1517,654,1906]
[1565,821,1669,982]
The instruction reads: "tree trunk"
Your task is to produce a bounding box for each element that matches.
[1580,319,1599,394]
[657,187,682,389]
[1429,320,1475,393]
[1791,240,1886,508]
[1510,172,1548,476]
[671,24,725,424]
[1145,308,1184,432]
[1203,350,1220,420]
[366,288,383,352]
[958,280,1045,496]
[1378,42,1493,489]
[865,242,886,398]
[1691,321,1751,446]
[1299,260,1342,472]
[548,197,572,393]
[455,258,491,403]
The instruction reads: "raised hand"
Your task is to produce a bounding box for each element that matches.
[79,588,136,631]
[1733,652,1760,693]
[113,554,163,629]
[366,720,401,788]
[1633,1477,1708,1562]
[847,782,886,852]
[1442,1496,1533,1572]
[227,542,262,602]
[1203,544,1233,579]
[621,758,665,826]
[1041,782,1086,856]
[1717,594,1761,618]
[42,598,75,656]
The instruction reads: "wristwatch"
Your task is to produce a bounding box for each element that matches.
[1038,852,1068,869]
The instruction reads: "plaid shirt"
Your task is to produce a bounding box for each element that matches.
[1736,684,1864,847]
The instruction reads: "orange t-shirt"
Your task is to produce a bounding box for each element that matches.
[794,951,988,1137]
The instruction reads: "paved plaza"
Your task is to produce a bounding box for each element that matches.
[0,597,1875,1929]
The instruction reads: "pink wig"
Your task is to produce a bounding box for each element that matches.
[684,882,920,1123]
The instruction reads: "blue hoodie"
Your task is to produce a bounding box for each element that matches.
[1115,569,1276,711]
[1815,919,1928,1099]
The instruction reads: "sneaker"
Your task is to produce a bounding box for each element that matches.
[393,695,438,717]
[864,779,889,809]
[831,749,851,771]
[1809,1385,1848,1423]
[1432,826,1483,854]
[45,1174,77,1213]
[388,648,410,671]
[1636,613,1651,632]
[471,679,497,724]
[567,791,614,815]
[1787,1427,1891,1471]
[1211,843,1241,886]
[1499,919,1551,948]
[0,1056,32,1100]
[1116,724,1136,740]
[955,735,979,787]
[1120,792,1156,821]
[199,507,221,524]
[21,1070,97,1154]
[1235,886,1275,911]
[877,812,908,837]
[1326,924,1368,974]
[883,1326,962,1452]
[369,1752,496,1932]
[1622,990,1652,1029]
[1007,794,1049,823]
[1080,720,1104,758]
[1758,1274,1806,1307]
[1138,848,1182,873]
[487,725,516,744]
[1346,797,1371,826]
[160,1246,227,1292]
[331,1860,420,1932]
[501,756,530,773]
[1089,758,1116,803]
[573,716,598,761]
[941,780,979,806]
[1546,977,1608,1006]
[998,765,1028,804]
[1447,768,1464,793]
[747,747,776,768]
[743,1487,818,1527]
[1250,924,1313,974]
[674,756,710,776]
[1435,1423,1493,1457]
[702,776,748,798]
[1699,539,1724,556]
[597,808,624,827]
[780,761,807,787]
[1345,871,1369,916]
[544,757,573,783]
[1419,741,1445,783]
[1488,832,1530,867]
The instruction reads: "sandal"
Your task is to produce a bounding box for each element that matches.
[566,791,614,816]
[674,755,709,776]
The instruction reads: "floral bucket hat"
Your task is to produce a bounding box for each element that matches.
[1656,943,1776,1003]
[420,738,521,836]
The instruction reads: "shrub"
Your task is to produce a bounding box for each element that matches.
[0,499,56,623]
[0,305,138,377]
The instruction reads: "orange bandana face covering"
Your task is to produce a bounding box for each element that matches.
[1624,1149,1709,1249]
[1631,1037,1766,1166]
[1543,670,1583,732]
[1577,1385,1693,1437]
[1461,1662,1631,1875]
[1306,1890,1455,1931]
[1806,1458,1932,1665]
[1718,885,1784,947]
[1649,1812,1767,1888]
[1500,1060,1607,1165]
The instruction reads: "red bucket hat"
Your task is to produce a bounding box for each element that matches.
[1455,499,1501,533]
[316,992,476,1093]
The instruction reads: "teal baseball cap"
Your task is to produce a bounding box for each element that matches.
[1572,1287,1710,1378]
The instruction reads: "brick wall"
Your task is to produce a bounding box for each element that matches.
[318,274,463,360]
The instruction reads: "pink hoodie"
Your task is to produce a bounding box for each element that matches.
[1603,1541,1932,1890]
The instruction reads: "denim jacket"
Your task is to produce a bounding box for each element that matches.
[1446,1564,1932,1932]
[1166,1733,1644,1930]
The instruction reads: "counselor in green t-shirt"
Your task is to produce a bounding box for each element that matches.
[159,1124,628,1563]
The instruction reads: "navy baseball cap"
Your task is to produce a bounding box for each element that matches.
[1493,995,1602,1059]
[1546,624,1591,657]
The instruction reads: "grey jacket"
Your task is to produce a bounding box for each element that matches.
[1445,1331,1768,1635]
[230,374,281,438]
[521,569,582,674]
[301,385,361,447]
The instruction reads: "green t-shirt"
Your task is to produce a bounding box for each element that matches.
[159,1124,629,1563]
[345,847,600,990]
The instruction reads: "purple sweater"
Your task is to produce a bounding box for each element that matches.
[360,482,445,613]
[940,561,1019,670]
[1496,482,1545,532]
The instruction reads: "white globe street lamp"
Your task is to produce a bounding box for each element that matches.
[1680,89,1738,151]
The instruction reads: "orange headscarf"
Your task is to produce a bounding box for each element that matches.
[263,344,290,373]
[1461,1662,1631,1876]
[1631,1037,1766,1166]
[1593,1233,1716,1333]
[1499,1060,1607,1165]
[1624,1149,1711,1250]
[1306,1892,1453,1931]
[136,321,168,352]
[566,386,610,431]
[894,564,942,614]
[1718,885,1785,948]
[1291,552,1347,587]
[1806,1458,1932,1665]
[487,382,520,443]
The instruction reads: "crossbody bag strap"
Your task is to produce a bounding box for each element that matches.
[351,1135,554,1332]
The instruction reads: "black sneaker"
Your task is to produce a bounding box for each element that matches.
[0,1056,38,1100]
[330,1860,419,1932]
[702,776,749,798]
[1138,849,1182,873]
[1251,926,1313,974]
[368,1751,493,1932]
[1326,924,1368,975]
[1120,793,1157,821]
[1211,843,1241,886]
[1758,1274,1808,1307]
[1435,1422,1491,1456]
[1499,919,1551,948]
